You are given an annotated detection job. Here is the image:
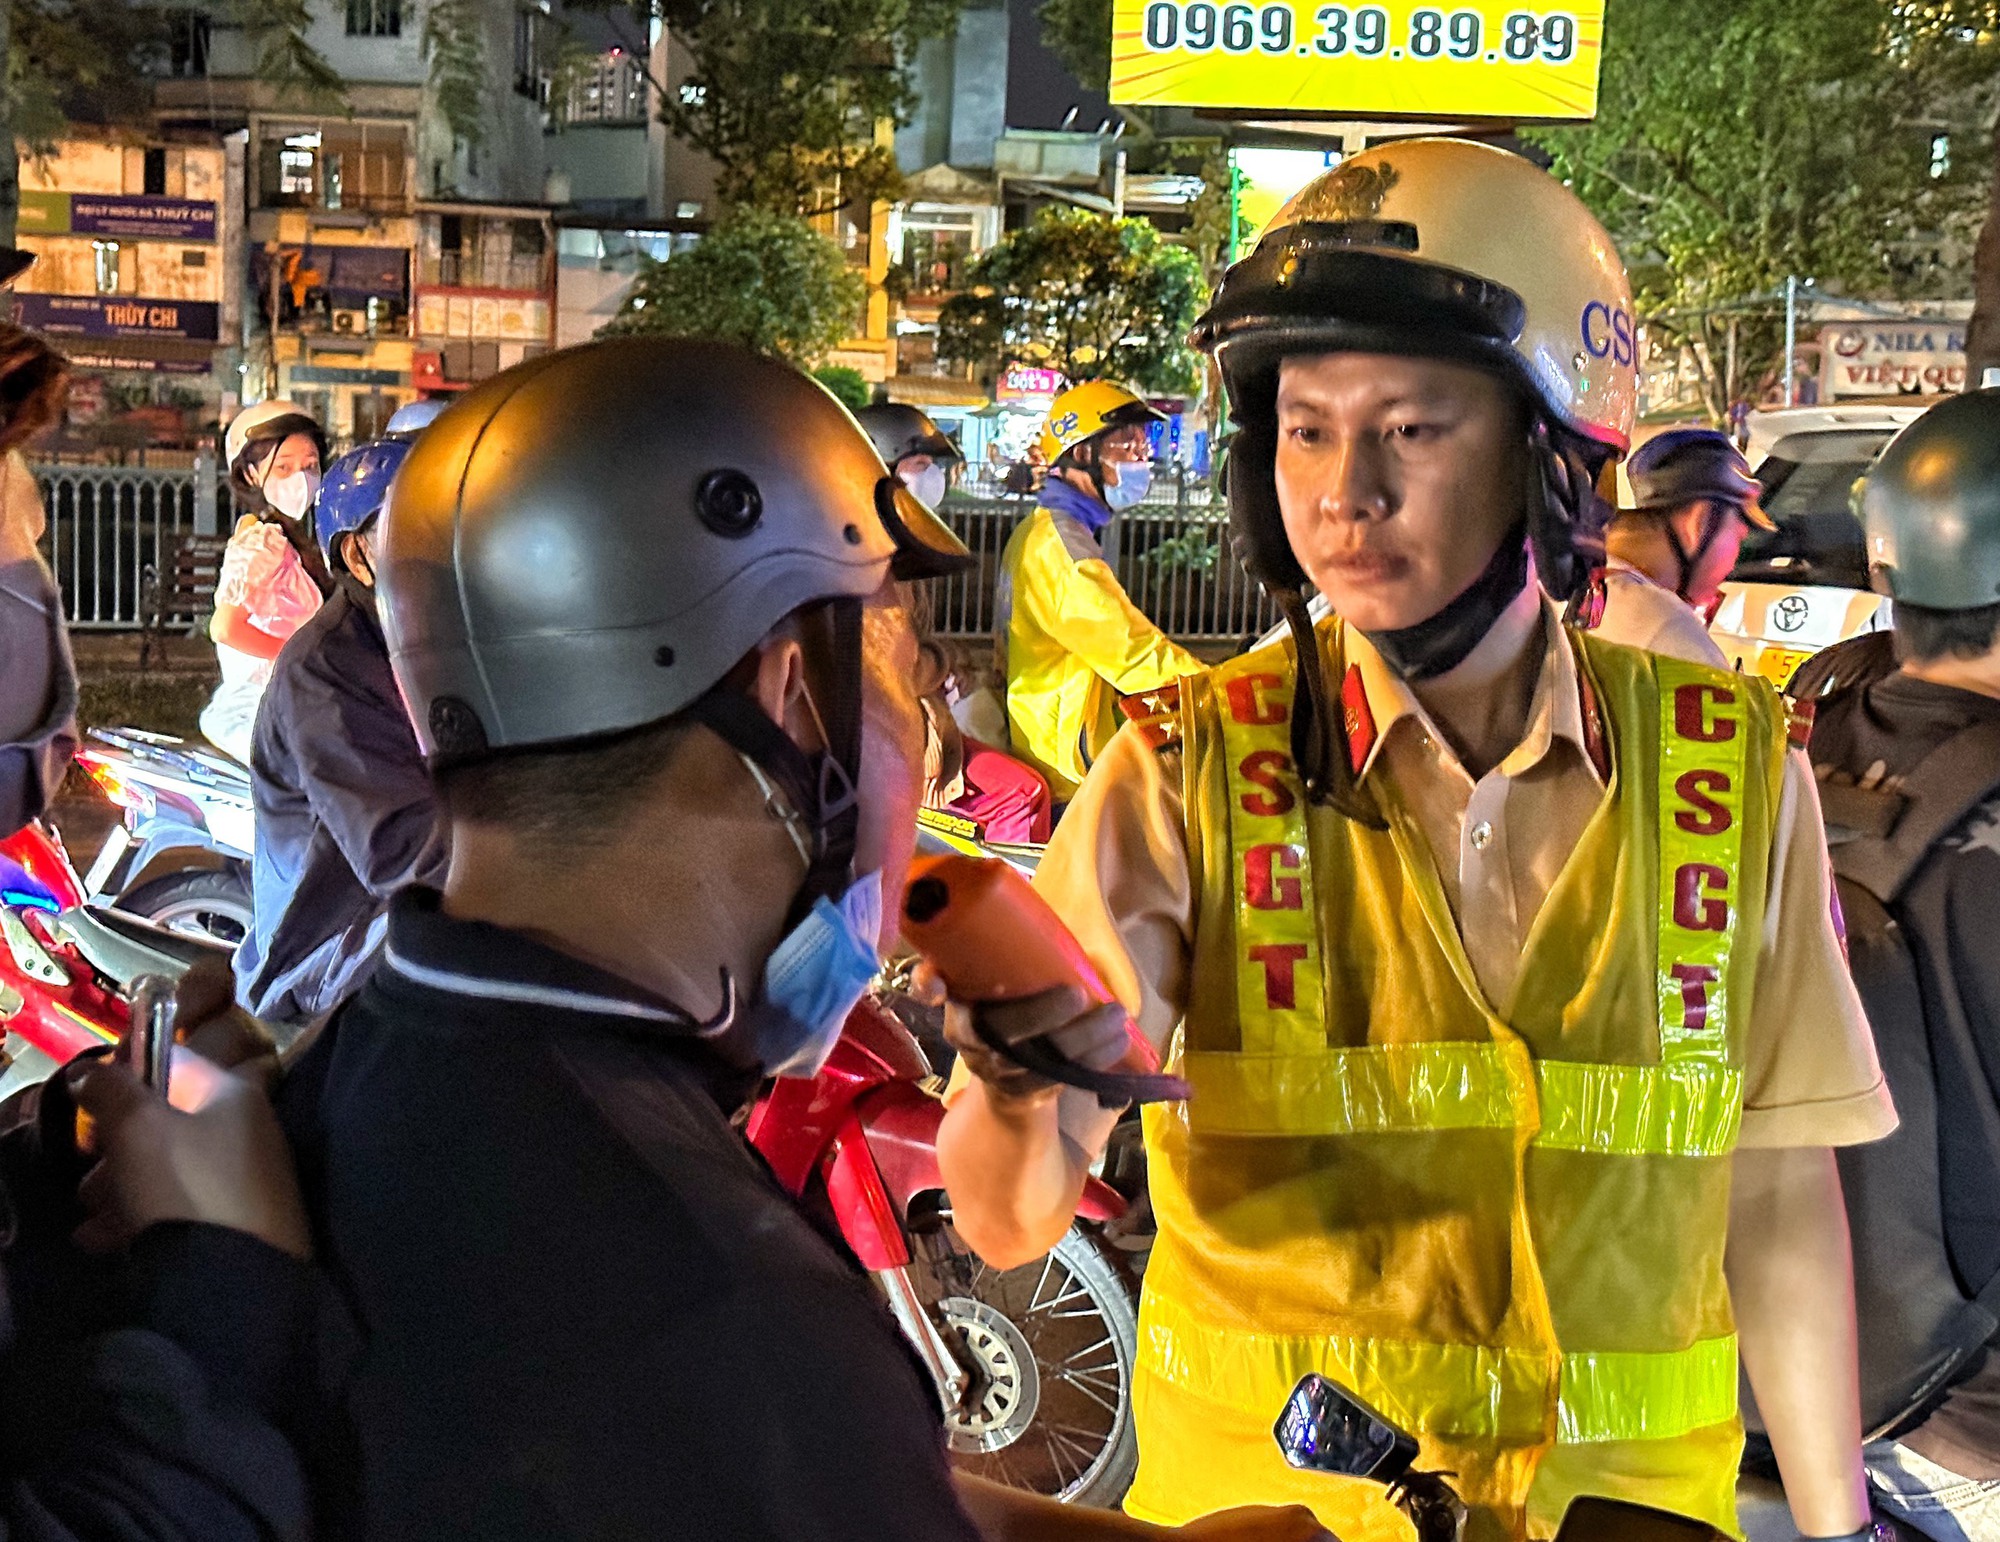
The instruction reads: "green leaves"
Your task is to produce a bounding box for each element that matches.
[649,0,963,215]
[1528,0,1996,419]
[1037,0,1111,90]
[227,0,347,108]
[422,0,487,156]
[936,206,1208,395]
[813,363,872,410]
[598,209,868,366]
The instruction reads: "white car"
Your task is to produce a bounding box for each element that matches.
[1709,403,1931,687]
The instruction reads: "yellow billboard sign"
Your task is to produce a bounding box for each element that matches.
[1109,3,1605,118]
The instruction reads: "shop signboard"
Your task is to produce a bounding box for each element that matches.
[288,365,409,388]
[14,294,219,341]
[997,364,1065,401]
[1820,321,1967,398]
[1109,0,1606,115]
[18,192,216,241]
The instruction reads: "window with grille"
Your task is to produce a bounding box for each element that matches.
[346,0,401,36]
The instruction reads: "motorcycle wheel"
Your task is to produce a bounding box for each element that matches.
[908,1217,1140,1509]
[117,869,254,948]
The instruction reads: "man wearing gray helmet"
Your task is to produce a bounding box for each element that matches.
[1791,390,2000,1541]
[1596,427,1773,664]
[272,339,1325,1542]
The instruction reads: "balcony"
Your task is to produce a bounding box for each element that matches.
[417,251,552,293]
[256,129,412,216]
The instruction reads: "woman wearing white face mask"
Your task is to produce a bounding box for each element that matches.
[854,401,963,512]
[198,400,331,763]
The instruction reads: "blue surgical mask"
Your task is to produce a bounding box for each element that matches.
[1102,459,1152,510]
[750,870,883,1078]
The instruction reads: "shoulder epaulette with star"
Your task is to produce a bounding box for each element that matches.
[1786,695,1816,751]
[1120,683,1183,754]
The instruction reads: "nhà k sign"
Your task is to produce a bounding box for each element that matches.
[1110,2,1605,117]
[1821,321,1968,399]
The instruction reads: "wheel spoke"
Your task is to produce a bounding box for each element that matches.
[1057,1335,1117,1368]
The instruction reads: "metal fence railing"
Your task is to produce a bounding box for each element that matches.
[931,497,1284,645]
[33,461,222,630]
[27,476,1280,645]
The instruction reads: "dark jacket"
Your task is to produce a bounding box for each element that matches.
[275,891,985,1542]
[237,578,445,1022]
[1806,637,2000,1474]
[0,1218,314,1541]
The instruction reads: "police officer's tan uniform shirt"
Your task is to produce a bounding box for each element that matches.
[1017,585,1897,1159]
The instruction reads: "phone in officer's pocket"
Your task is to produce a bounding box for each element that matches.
[1273,1373,1420,1484]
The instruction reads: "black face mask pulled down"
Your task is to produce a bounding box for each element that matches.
[1355,519,1531,682]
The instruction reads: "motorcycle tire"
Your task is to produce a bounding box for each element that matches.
[117,868,255,949]
[908,1217,1140,1509]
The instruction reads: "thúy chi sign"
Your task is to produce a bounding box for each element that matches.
[1109,2,1605,119]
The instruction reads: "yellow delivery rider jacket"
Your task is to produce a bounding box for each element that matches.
[1131,621,1786,1541]
[997,492,1202,800]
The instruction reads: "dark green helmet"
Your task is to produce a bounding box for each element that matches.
[1862,389,2000,610]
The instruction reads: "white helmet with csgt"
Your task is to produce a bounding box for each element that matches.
[1190,136,1637,819]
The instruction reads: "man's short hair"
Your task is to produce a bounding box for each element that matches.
[1894,600,2000,665]
[435,714,698,852]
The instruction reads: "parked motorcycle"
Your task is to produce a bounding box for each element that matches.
[748,993,1143,1507]
[0,809,1147,1509]
[73,727,255,945]
[0,820,224,1093]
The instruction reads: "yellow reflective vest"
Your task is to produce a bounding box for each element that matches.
[1126,621,1787,1542]
[997,504,1203,800]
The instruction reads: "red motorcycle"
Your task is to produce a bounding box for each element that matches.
[0,821,227,1086]
[0,816,1147,1507]
[748,994,1144,1507]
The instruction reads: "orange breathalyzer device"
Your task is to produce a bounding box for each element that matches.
[902,853,1189,1107]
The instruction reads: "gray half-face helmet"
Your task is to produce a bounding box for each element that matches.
[854,402,961,472]
[379,337,972,900]
[1861,388,2000,611]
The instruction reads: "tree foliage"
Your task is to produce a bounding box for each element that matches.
[812,364,872,411]
[937,207,1206,395]
[573,0,961,216]
[423,0,488,158]
[1528,0,1997,421]
[598,210,867,365]
[1969,92,2000,384]
[0,0,341,244]
[1036,0,1110,92]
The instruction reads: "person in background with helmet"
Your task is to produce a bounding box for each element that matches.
[860,401,1055,844]
[857,400,963,511]
[1596,427,1773,664]
[383,395,447,439]
[200,400,331,762]
[938,141,1894,1542]
[234,434,446,1023]
[1786,390,2000,1542]
[272,340,1327,1542]
[997,380,1203,801]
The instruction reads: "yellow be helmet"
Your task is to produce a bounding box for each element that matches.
[1038,379,1165,466]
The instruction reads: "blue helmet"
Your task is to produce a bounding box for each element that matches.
[385,398,448,438]
[315,438,411,569]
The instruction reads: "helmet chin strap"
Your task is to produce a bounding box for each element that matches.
[1355,519,1531,682]
[686,598,865,929]
[1662,501,1724,603]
